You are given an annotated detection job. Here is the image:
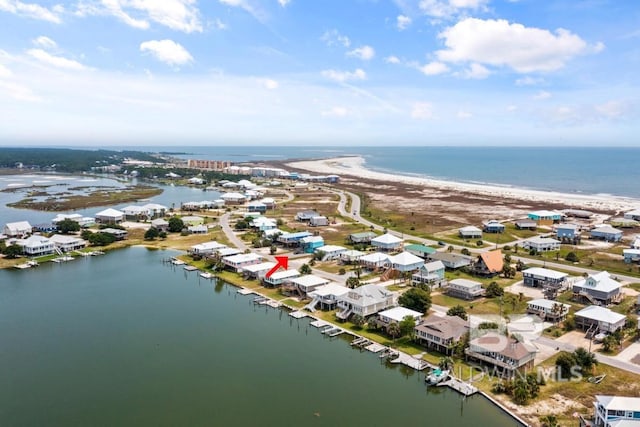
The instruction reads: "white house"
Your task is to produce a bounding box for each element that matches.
[95,208,124,224]
[631,236,640,250]
[371,232,403,251]
[189,241,227,256]
[314,245,347,261]
[459,226,482,239]
[522,267,568,289]
[377,307,423,327]
[241,261,276,279]
[574,306,626,334]
[151,218,169,232]
[309,216,329,227]
[388,251,424,272]
[188,177,205,185]
[49,234,87,252]
[15,235,55,256]
[263,269,300,287]
[591,225,623,243]
[447,278,484,300]
[142,203,167,218]
[52,214,95,227]
[624,249,640,263]
[593,395,640,426]
[573,271,622,306]
[412,260,446,287]
[306,283,350,311]
[337,284,397,320]
[122,205,150,220]
[359,252,390,270]
[339,250,365,264]
[221,253,263,272]
[624,209,640,221]
[260,197,276,209]
[221,192,247,205]
[522,236,561,252]
[286,274,330,296]
[526,299,570,322]
[3,221,32,237]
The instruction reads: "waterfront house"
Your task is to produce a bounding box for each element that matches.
[189,241,227,256]
[181,216,205,227]
[241,261,276,279]
[522,236,561,252]
[526,299,570,322]
[188,177,205,185]
[151,218,169,232]
[142,203,167,218]
[483,220,505,234]
[415,313,469,355]
[122,205,150,221]
[528,210,563,225]
[14,235,55,256]
[283,274,330,297]
[33,223,57,233]
[377,307,423,328]
[247,201,267,213]
[309,216,329,227]
[523,267,568,295]
[404,244,437,259]
[263,269,300,287]
[216,247,242,258]
[465,332,536,378]
[470,250,503,277]
[306,283,350,311]
[427,252,474,270]
[624,249,640,263]
[459,226,482,239]
[221,253,263,272]
[3,221,32,237]
[624,209,640,221]
[556,224,581,243]
[295,210,320,222]
[412,261,446,288]
[221,192,247,205]
[573,271,622,306]
[574,306,626,334]
[336,284,397,320]
[52,214,95,228]
[188,225,207,234]
[315,245,347,261]
[591,225,623,243]
[371,232,403,252]
[95,208,124,224]
[348,231,377,244]
[447,279,485,300]
[590,395,640,426]
[99,228,128,240]
[300,236,324,253]
[359,252,390,270]
[339,249,365,264]
[277,231,312,247]
[388,251,424,272]
[514,220,537,230]
[49,234,87,252]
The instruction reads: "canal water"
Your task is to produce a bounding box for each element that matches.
[0,247,520,426]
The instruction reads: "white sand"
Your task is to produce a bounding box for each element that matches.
[287,156,640,213]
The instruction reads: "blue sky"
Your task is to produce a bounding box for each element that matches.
[0,0,638,146]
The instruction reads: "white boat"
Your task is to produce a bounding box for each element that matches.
[200,272,213,279]
[425,368,449,385]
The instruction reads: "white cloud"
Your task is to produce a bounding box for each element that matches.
[321,68,366,83]
[0,63,12,78]
[419,61,449,75]
[436,18,601,73]
[260,78,279,89]
[346,45,375,61]
[595,100,629,118]
[411,102,434,119]
[515,76,544,86]
[457,110,472,119]
[506,105,518,112]
[214,18,227,30]
[320,29,350,48]
[321,106,349,117]
[533,90,551,100]
[76,0,202,33]
[218,0,267,24]
[32,36,58,50]
[277,0,290,6]
[385,55,401,64]
[140,40,193,67]
[26,49,88,71]
[462,62,490,79]
[419,0,488,19]
[0,0,63,23]
[0,80,42,102]
[397,14,411,30]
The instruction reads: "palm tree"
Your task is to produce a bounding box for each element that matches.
[387,322,401,341]
[438,356,453,371]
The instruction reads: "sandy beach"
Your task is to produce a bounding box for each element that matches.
[287,156,640,214]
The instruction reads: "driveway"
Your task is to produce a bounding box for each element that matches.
[504,281,545,300]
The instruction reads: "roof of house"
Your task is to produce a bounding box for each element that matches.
[574,271,622,294]
[515,220,537,226]
[449,278,482,289]
[142,203,167,210]
[469,332,536,361]
[527,299,570,311]
[422,260,445,272]
[4,221,32,231]
[478,250,503,273]
[17,234,52,247]
[49,234,85,244]
[340,284,396,307]
[223,253,262,264]
[151,218,169,226]
[289,275,330,288]
[525,236,561,245]
[221,192,246,199]
[95,208,124,217]
[389,251,424,266]
[340,249,365,258]
[350,231,377,239]
[591,225,623,235]
[279,231,312,239]
[360,252,390,263]
[483,220,505,227]
[624,249,640,255]
[308,283,350,298]
[523,267,568,280]
[242,261,276,273]
[371,232,403,245]
[595,395,640,412]
[191,241,226,251]
[404,244,437,254]
[429,252,474,264]
[247,201,266,207]
[378,307,423,322]
[529,210,562,217]
[316,245,347,253]
[300,235,324,244]
[415,313,469,340]
[575,306,626,324]
[267,269,301,281]
[459,226,482,233]
[217,247,242,257]
[557,224,580,230]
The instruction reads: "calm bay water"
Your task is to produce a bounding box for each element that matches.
[0,247,519,426]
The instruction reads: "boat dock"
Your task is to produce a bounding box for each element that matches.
[438,378,479,396]
[390,352,431,371]
[183,265,198,271]
[237,288,254,295]
[289,311,307,319]
[364,343,386,353]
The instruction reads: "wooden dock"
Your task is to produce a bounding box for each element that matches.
[237,289,255,295]
[289,311,307,319]
[438,378,478,396]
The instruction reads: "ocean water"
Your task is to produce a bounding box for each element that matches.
[113,146,640,199]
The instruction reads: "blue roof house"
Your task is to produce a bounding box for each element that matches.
[300,236,325,253]
[591,225,623,242]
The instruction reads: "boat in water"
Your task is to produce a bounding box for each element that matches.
[425,368,449,385]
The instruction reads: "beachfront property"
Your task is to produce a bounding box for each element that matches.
[3,221,32,237]
[336,284,397,320]
[348,231,378,244]
[459,226,482,239]
[624,210,640,221]
[247,201,267,213]
[556,224,581,243]
[241,261,276,280]
[309,216,329,227]
[314,245,347,261]
[52,214,95,228]
[574,306,626,334]
[13,235,55,256]
[277,231,313,247]
[404,244,437,259]
[526,299,570,322]
[295,210,320,222]
[221,253,263,272]
[99,228,128,240]
[465,332,537,378]
[469,250,503,277]
[359,252,390,270]
[624,249,640,263]
[300,236,324,253]
[95,208,124,224]
[49,234,87,252]
[428,252,474,270]
[573,272,623,306]
[282,274,331,297]
[371,232,403,252]
[609,217,640,229]
[414,313,470,355]
[377,307,423,328]
[483,220,505,234]
[515,220,537,230]
[150,218,169,232]
[590,225,623,242]
[220,192,247,205]
[339,249,365,264]
[522,236,561,252]
[528,210,563,225]
[523,267,569,290]
[122,205,149,221]
[262,269,301,287]
[587,395,640,426]
[412,260,446,288]
[447,278,485,300]
[388,251,425,272]
[181,215,205,227]
[306,283,350,311]
[189,241,227,256]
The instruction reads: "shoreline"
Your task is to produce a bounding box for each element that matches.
[287,156,640,213]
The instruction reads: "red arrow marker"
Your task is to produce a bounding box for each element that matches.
[265,256,289,278]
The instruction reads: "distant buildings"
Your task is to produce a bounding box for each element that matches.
[187,159,232,170]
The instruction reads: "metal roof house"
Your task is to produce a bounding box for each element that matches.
[528,210,563,225]
[348,231,377,244]
[573,271,622,306]
[388,251,425,272]
[189,241,227,256]
[624,209,640,221]
[283,274,330,297]
[371,232,403,251]
[263,269,301,287]
[624,249,640,264]
[295,210,320,221]
[339,249,365,264]
[483,220,505,234]
[3,221,32,237]
[309,216,329,227]
[592,395,640,426]
[459,226,482,239]
[49,234,87,252]
[314,245,347,261]
[574,306,626,334]
[412,260,446,288]
[523,267,568,290]
[404,244,437,259]
[428,252,474,270]
[336,284,397,320]
[277,231,312,246]
[591,225,623,243]
[523,236,561,252]
[306,283,350,311]
[359,252,390,270]
[377,307,423,328]
[447,278,485,300]
[95,208,124,224]
[14,235,55,256]
[556,224,581,243]
[526,299,570,322]
[221,253,263,272]
[514,220,537,230]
